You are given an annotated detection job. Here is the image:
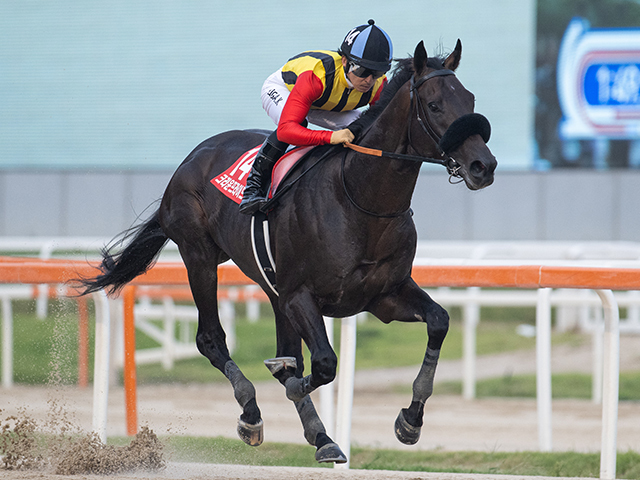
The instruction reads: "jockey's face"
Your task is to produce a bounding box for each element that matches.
[342,56,377,93]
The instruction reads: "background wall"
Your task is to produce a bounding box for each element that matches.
[0,169,637,241]
[1,0,534,170]
[5,1,629,243]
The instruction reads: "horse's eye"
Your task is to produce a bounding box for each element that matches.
[427,102,440,113]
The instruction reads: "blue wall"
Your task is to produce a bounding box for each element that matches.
[1,1,535,169]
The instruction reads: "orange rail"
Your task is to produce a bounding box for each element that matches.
[0,257,251,287]
[410,264,640,290]
[2,255,640,437]
[1,256,640,290]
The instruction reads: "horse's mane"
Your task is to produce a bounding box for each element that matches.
[347,54,447,140]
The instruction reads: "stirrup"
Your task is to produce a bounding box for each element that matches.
[239,195,267,215]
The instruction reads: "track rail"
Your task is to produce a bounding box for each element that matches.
[0,256,635,479]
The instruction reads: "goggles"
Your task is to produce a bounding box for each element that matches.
[348,62,386,80]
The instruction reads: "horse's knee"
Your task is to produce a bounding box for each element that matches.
[310,351,337,388]
[427,304,449,348]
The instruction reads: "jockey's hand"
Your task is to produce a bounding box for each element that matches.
[329,128,355,145]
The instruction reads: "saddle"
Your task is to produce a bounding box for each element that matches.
[210,144,317,296]
[211,145,314,205]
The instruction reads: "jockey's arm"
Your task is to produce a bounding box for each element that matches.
[277,71,336,146]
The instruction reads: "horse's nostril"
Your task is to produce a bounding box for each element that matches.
[469,161,486,177]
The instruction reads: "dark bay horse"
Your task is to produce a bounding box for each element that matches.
[79,40,496,463]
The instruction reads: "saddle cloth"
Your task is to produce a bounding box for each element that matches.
[211,145,314,204]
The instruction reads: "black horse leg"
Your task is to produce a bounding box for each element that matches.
[265,305,346,463]
[277,289,338,402]
[368,278,449,445]
[178,241,263,446]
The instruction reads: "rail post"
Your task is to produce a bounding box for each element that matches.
[462,286,480,399]
[536,287,553,452]
[92,291,111,444]
[123,285,138,436]
[76,296,89,388]
[1,295,13,388]
[334,315,357,470]
[596,289,619,480]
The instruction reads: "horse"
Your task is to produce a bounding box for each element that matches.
[79,40,496,464]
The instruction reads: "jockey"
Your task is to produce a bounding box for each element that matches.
[239,19,393,215]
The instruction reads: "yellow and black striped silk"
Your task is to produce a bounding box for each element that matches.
[281,50,385,112]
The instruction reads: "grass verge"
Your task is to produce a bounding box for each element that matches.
[433,371,640,400]
[107,435,640,479]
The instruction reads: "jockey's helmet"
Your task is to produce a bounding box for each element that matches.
[339,19,393,73]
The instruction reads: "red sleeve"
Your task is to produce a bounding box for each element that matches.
[277,71,333,146]
[369,77,387,106]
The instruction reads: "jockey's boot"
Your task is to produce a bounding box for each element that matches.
[239,130,288,215]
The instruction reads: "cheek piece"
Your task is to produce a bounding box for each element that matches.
[438,113,491,154]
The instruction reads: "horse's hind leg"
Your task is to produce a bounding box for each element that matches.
[368,278,449,446]
[175,237,263,446]
[265,306,346,463]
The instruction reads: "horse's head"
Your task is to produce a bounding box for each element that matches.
[410,40,496,190]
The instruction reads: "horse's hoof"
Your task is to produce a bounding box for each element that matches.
[315,442,347,464]
[394,409,421,445]
[264,357,297,375]
[237,418,263,446]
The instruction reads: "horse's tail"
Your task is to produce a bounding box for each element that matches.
[77,209,169,296]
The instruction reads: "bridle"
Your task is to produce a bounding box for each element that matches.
[344,68,472,181]
[341,68,491,218]
[408,68,462,179]
[344,67,491,182]
[340,69,463,218]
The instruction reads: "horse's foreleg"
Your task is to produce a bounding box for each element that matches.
[368,278,449,445]
[267,308,346,463]
[295,395,346,463]
[278,289,338,402]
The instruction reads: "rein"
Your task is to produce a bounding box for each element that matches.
[340,149,412,218]
[344,142,448,167]
[345,69,465,183]
[340,68,466,218]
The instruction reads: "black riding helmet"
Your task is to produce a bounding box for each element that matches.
[338,19,393,73]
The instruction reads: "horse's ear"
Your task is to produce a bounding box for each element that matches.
[444,39,462,71]
[413,40,428,74]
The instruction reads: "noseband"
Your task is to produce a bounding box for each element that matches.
[409,69,491,180]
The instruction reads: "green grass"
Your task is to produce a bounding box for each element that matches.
[7,299,640,403]
[434,371,640,400]
[133,305,585,385]
[10,299,95,385]
[106,435,640,479]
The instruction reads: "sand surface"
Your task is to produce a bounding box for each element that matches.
[2,336,639,479]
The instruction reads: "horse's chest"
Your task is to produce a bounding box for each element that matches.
[322,257,408,299]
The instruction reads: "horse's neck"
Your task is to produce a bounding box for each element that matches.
[343,88,423,216]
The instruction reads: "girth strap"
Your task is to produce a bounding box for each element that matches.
[250,211,278,296]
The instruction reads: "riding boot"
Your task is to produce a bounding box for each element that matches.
[239,130,288,215]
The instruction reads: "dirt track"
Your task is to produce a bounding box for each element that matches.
[1,338,639,479]
[0,462,601,480]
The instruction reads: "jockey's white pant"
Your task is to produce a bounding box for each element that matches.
[261,70,362,131]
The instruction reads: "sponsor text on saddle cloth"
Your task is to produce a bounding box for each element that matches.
[211,145,314,204]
